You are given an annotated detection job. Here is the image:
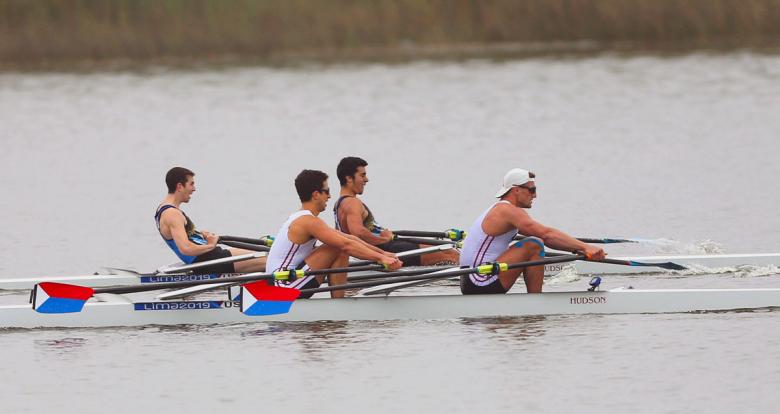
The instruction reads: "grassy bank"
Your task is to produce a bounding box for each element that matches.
[2,0,779,69]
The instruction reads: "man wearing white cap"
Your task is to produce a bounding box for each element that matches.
[459,168,606,294]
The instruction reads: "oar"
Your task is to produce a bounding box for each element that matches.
[239,254,584,315]
[348,244,454,266]
[513,234,641,244]
[219,235,274,247]
[219,240,270,252]
[157,251,266,273]
[162,245,456,300]
[546,252,687,271]
[30,263,389,314]
[393,229,466,241]
[394,229,640,245]
[394,236,460,247]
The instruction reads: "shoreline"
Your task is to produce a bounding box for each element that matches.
[3,38,780,74]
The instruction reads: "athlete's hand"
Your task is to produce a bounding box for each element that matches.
[380,255,403,271]
[581,245,606,261]
[204,231,219,247]
[379,229,394,243]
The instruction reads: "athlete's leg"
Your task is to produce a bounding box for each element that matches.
[419,245,460,266]
[305,244,349,298]
[494,237,545,293]
[226,247,267,273]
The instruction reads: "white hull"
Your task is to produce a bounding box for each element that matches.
[1,253,778,290]
[2,288,779,329]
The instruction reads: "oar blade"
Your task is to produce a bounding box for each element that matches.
[628,260,687,271]
[32,282,94,313]
[240,281,300,316]
[653,261,687,271]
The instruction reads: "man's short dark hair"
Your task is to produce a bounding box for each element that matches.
[336,157,368,186]
[295,169,329,202]
[166,167,194,194]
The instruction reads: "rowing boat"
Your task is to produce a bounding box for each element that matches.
[2,253,778,290]
[2,287,778,329]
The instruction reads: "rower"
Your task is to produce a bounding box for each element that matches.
[267,169,402,299]
[460,168,606,294]
[333,156,459,266]
[155,167,266,274]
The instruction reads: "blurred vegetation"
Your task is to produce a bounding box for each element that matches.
[1,0,779,69]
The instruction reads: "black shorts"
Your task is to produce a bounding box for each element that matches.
[274,262,321,299]
[460,274,509,295]
[290,277,321,299]
[193,247,235,274]
[376,239,422,266]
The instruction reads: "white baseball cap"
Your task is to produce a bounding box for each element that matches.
[494,168,534,198]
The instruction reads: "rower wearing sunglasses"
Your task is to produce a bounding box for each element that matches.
[266,169,403,299]
[460,168,606,294]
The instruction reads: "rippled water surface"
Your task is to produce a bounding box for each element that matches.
[1,52,779,413]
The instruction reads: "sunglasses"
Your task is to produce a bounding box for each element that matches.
[318,188,330,195]
[515,185,537,194]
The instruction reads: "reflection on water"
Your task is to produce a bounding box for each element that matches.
[34,337,87,352]
[242,320,407,362]
[460,315,548,344]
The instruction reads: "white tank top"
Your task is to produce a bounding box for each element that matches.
[460,200,518,286]
[266,210,317,274]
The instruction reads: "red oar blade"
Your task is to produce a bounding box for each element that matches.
[32,282,94,313]
[240,281,300,316]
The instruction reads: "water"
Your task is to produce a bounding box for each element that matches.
[1,52,779,413]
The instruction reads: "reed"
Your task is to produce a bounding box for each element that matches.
[1,0,779,68]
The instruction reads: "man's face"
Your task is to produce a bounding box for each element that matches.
[514,182,536,208]
[349,166,369,195]
[179,176,196,203]
[313,180,331,213]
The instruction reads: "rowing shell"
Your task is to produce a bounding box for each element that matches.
[2,287,778,329]
[1,253,778,290]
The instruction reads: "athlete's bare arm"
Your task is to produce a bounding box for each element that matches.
[498,206,606,260]
[161,209,217,257]
[294,215,402,269]
[341,198,393,245]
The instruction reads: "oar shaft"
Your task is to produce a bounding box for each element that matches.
[394,230,449,238]
[578,238,637,244]
[98,263,388,295]
[349,244,452,266]
[513,235,637,244]
[219,235,273,246]
[395,237,456,246]
[94,272,274,294]
[546,251,686,270]
[393,229,466,241]
[219,240,270,252]
[347,266,450,282]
